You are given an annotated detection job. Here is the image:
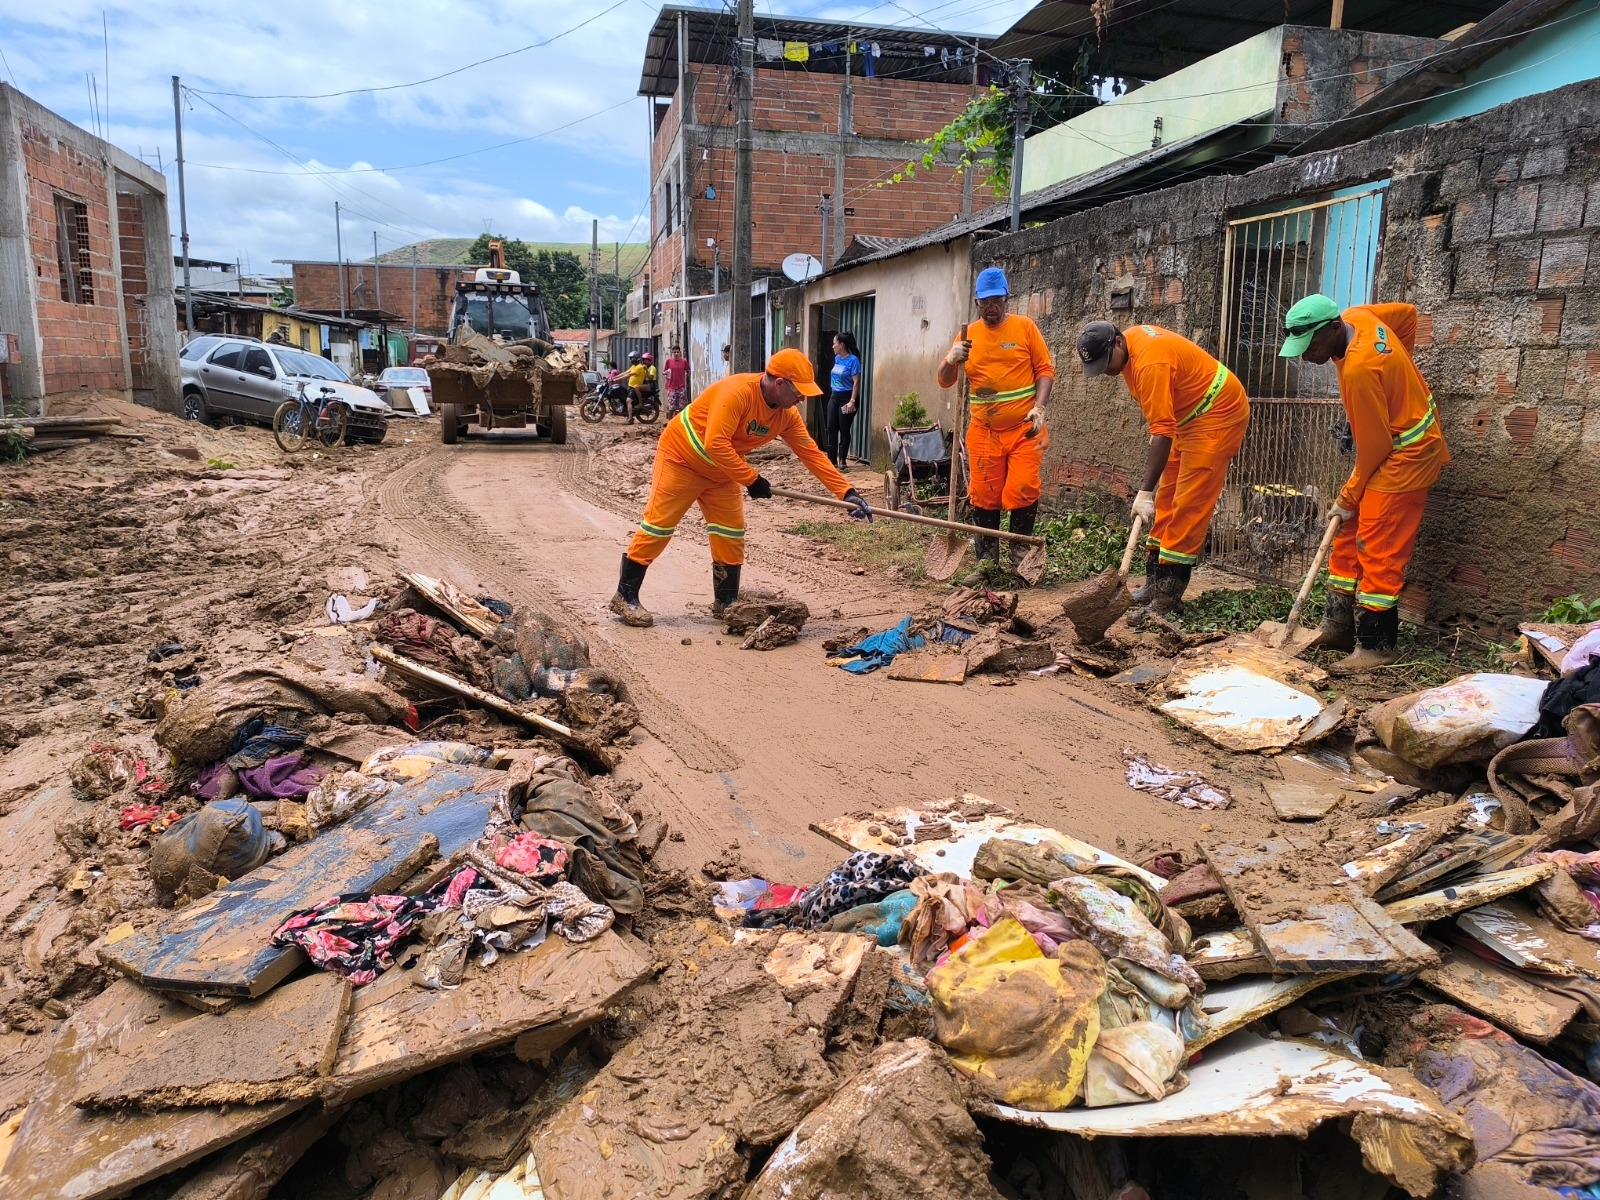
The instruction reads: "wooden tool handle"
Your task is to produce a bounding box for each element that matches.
[1285,515,1342,627]
[1118,514,1146,580]
[770,486,1045,547]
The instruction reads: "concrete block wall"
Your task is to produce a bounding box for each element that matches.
[982,75,1600,629]
[289,262,463,335]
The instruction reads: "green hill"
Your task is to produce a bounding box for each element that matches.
[381,238,649,277]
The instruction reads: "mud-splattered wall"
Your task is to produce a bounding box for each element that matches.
[982,75,1600,630]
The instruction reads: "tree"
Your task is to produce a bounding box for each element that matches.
[467,234,632,330]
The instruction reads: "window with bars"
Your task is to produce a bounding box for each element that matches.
[54,195,95,305]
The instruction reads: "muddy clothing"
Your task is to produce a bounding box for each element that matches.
[1329,304,1448,612]
[626,373,850,567]
[1120,324,1250,568]
[944,315,1055,511]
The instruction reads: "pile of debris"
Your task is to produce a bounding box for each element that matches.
[1,413,133,457]
[421,330,585,394]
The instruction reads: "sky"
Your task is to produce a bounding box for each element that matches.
[0,0,1033,276]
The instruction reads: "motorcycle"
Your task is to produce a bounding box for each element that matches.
[580,374,659,424]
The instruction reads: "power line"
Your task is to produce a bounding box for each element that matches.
[191,0,633,101]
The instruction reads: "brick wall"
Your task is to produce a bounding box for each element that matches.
[290,262,464,334]
[982,75,1600,629]
[21,119,125,394]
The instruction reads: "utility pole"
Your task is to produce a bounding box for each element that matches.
[410,245,418,331]
[1008,59,1032,235]
[236,258,243,304]
[335,202,346,319]
[730,0,754,371]
[818,194,832,266]
[588,218,599,369]
[373,232,384,367]
[171,76,192,335]
[613,243,622,339]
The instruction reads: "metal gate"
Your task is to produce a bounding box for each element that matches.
[1210,184,1388,585]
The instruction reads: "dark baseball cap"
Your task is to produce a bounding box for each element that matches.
[1077,321,1120,376]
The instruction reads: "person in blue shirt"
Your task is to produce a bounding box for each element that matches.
[826,331,862,471]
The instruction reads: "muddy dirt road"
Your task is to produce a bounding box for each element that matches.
[371,425,1277,883]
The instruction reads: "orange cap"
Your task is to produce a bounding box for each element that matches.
[766,347,823,397]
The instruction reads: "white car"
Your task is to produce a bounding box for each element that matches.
[372,366,433,417]
[179,335,392,444]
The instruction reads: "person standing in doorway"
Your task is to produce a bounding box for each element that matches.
[827,331,862,472]
[936,266,1054,580]
[664,345,691,417]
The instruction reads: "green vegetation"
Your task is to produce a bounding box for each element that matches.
[892,393,928,428]
[206,458,237,470]
[1034,511,1128,585]
[1541,594,1600,624]
[1,427,29,464]
[789,518,929,581]
[1183,581,1324,633]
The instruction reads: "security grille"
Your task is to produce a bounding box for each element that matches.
[1209,186,1387,585]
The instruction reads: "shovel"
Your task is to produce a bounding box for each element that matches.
[926,325,975,580]
[1058,515,1145,643]
[771,486,1050,585]
[1258,514,1342,654]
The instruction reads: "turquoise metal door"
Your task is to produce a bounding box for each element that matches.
[836,296,875,464]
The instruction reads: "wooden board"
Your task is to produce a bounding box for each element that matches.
[1264,780,1346,821]
[1381,862,1555,925]
[1187,928,1273,981]
[1201,832,1437,975]
[322,928,650,1106]
[1189,973,1353,1051]
[885,647,967,684]
[1420,949,1582,1043]
[0,982,304,1200]
[77,972,350,1110]
[1457,899,1600,980]
[101,764,506,997]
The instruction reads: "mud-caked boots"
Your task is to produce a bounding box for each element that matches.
[958,507,1003,586]
[1146,562,1192,618]
[1003,503,1039,571]
[1331,605,1401,674]
[710,562,742,617]
[1309,589,1356,652]
[608,554,654,628]
[1129,546,1161,605]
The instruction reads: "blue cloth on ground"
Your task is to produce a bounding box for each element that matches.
[838,615,968,674]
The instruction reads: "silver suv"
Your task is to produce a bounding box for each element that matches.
[179,335,392,445]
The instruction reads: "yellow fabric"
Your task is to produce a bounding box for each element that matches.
[783,40,809,61]
[926,917,1104,1111]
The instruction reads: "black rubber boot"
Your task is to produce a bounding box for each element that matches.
[1310,589,1357,652]
[1146,562,1192,618]
[710,562,742,616]
[607,554,654,628]
[1007,502,1039,539]
[958,507,1003,585]
[1130,546,1161,605]
[1332,606,1401,674]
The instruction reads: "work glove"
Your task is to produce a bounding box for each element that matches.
[1331,503,1355,524]
[944,341,970,367]
[1025,405,1046,438]
[842,488,873,523]
[1131,490,1156,525]
[746,475,772,501]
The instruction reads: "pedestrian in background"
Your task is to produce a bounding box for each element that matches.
[827,331,862,472]
[664,345,690,417]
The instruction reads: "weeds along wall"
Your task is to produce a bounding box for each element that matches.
[982,75,1600,631]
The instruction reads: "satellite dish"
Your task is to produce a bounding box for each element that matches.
[782,252,824,283]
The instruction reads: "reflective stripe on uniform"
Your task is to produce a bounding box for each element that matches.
[1393,397,1437,449]
[1157,548,1199,565]
[677,408,717,466]
[1175,361,1230,428]
[1357,589,1400,610]
[1327,573,1358,594]
[638,520,676,538]
[705,523,745,540]
[969,383,1037,405]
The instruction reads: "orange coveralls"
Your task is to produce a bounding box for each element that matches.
[1121,325,1250,567]
[1328,304,1449,612]
[626,373,851,567]
[944,315,1055,511]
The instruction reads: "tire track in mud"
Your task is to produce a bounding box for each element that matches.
[371,445,743,776]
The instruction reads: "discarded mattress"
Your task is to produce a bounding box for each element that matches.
[1157,638,1330,752]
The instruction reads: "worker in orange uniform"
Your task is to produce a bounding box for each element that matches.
[936,267,1054,578]
[1279,295,1449,672]
[1076,321,1250,616]
[610,348,873,627]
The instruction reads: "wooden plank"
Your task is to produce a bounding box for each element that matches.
[1264,780,1345,821]
[1381,862,1555,925]
[1457,899,1600,980]
[1420,949,1581,1043]
[1200,832,1438,975]
[322,929,650,1106]
[1187,928,1273,981]
[166,1106,345,1200]
[0,982,304,1200]
[885,647,967,683]
[1341,804,1466,895]
[77,972,350,1110]
[1189,973,1353,1050]
[100,764,506,996]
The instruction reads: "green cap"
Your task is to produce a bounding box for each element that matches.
[1278,294,1343,358]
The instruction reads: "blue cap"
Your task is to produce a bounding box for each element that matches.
[974,267,1009,300]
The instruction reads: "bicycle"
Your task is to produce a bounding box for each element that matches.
[273,382,349,452]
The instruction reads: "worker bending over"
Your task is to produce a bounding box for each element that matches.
[611,348,872,627]
[1076,322,1250,616]
[937,267,1054,578]
[1279,295,1449,672]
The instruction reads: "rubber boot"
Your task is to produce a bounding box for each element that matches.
[710,562,742,617]
[1129,547,1161,605]
[1331,606,1401,674]
[1309,589,1356,652]
[1146,563,1191,618]
[607,554,654,627]
[1003,503,1038,572]
[957,507,1002,586]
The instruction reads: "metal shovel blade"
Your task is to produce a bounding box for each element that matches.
[924,532,969,581]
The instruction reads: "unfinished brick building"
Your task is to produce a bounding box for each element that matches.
[638,6,992,346]
[0,84,179,414]
[284,260,462,336]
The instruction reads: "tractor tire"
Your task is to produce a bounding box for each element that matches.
[441,403,460,445]
[548,404,568,445]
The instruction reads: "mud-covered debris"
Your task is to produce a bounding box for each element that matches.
[740,617,800,651]
[721,596,809,634]
[1123,751,1233,811]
